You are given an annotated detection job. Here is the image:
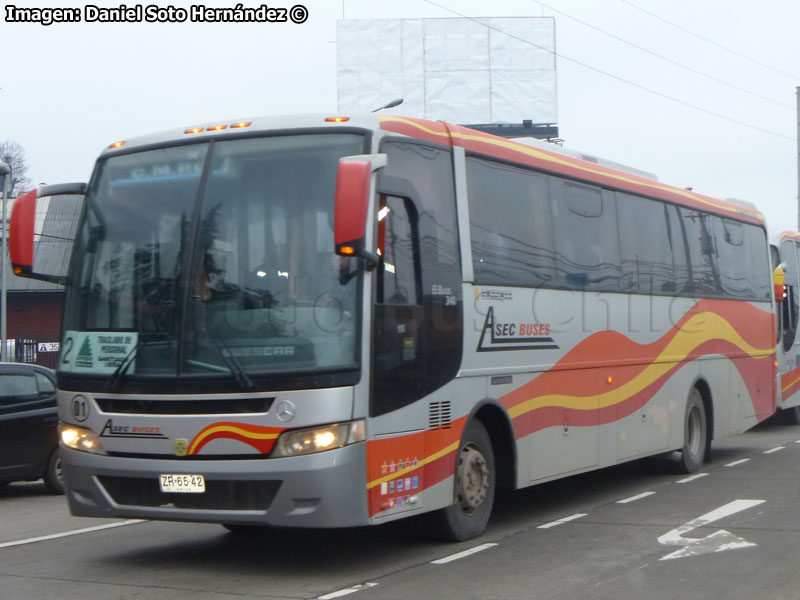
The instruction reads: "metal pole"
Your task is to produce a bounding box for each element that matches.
[0,161,9,363]
[797,87,800,231]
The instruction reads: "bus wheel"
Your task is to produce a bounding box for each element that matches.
[429,419,495,542]
[676,388,707,474]
[782,406,800,425]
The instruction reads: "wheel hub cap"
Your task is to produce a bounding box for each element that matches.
[456,445,489,512]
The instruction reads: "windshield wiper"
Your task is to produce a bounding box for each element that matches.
[107,340,147,391]
[107,335,171,391]
[205,334,254,391]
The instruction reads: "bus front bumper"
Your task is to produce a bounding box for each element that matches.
[60,443,369,528]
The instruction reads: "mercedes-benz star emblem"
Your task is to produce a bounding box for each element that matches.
[275,400,296,422]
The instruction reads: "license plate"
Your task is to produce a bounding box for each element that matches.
[159,474,206,493]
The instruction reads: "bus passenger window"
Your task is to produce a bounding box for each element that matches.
[377,196,419,305]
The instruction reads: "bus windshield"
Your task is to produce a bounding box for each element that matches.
[61,133,364,382]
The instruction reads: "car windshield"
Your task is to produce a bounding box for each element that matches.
[61,133,364,383]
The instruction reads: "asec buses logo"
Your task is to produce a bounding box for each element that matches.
[477,307,558,352]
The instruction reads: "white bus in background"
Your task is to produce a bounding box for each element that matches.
[772,231,800,423]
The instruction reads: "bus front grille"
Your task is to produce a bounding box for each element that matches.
[94,397,274,415]
[97,476,280,511]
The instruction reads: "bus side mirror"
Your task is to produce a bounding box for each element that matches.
[10,182,87,285]
[774,264,786,303]
[9,189,36,277]
[334,154,386,269]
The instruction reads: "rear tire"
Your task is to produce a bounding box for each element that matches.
[43,448,64,495]
[676,388,707,474]
[426,419,495,542]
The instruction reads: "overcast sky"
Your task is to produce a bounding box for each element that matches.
[3,0,799,240]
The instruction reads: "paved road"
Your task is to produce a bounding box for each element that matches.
[3,418,800,600]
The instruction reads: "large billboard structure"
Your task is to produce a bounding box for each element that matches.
[337,17,557,127]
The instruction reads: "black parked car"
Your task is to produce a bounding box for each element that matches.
[0,363,63,494]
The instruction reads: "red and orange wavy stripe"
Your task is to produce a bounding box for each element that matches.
[187,422,283,455]
[366,299,774,516]
[502,299,775,434]
[781,367,800,404]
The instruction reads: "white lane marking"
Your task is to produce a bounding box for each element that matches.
[318,583,378,599]
[431,543,498,564]
[617,491,656,504]
[0,520,146,550]
[794,440,800,444]
[764,446,785,454]
[677,473,708,484]
[657,499,765,561]
[537,513,588,529]
[724,459,751,467]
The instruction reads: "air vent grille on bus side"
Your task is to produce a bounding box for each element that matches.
[94,397,274,415]
[429,401,452,430]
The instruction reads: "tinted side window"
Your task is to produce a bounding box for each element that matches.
[0,373,39,406]
[377,196,420,305]
[715,217,756,299]
[35,372,56,396]
[748,225,771,301]
[667,204,691,294]
[781,240,799,351]
[617,193,686,295]
[467,158,557,287]
[681,208,720,295]
[781,240,799,288]
[552,180,621,291]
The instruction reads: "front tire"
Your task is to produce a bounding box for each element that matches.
[426,419,495,542]
[676,388,707,474]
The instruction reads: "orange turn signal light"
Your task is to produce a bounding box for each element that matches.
[339,246,355,255]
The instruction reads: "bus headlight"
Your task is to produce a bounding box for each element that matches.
[272,420,365,458]
[59,424,104,454]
